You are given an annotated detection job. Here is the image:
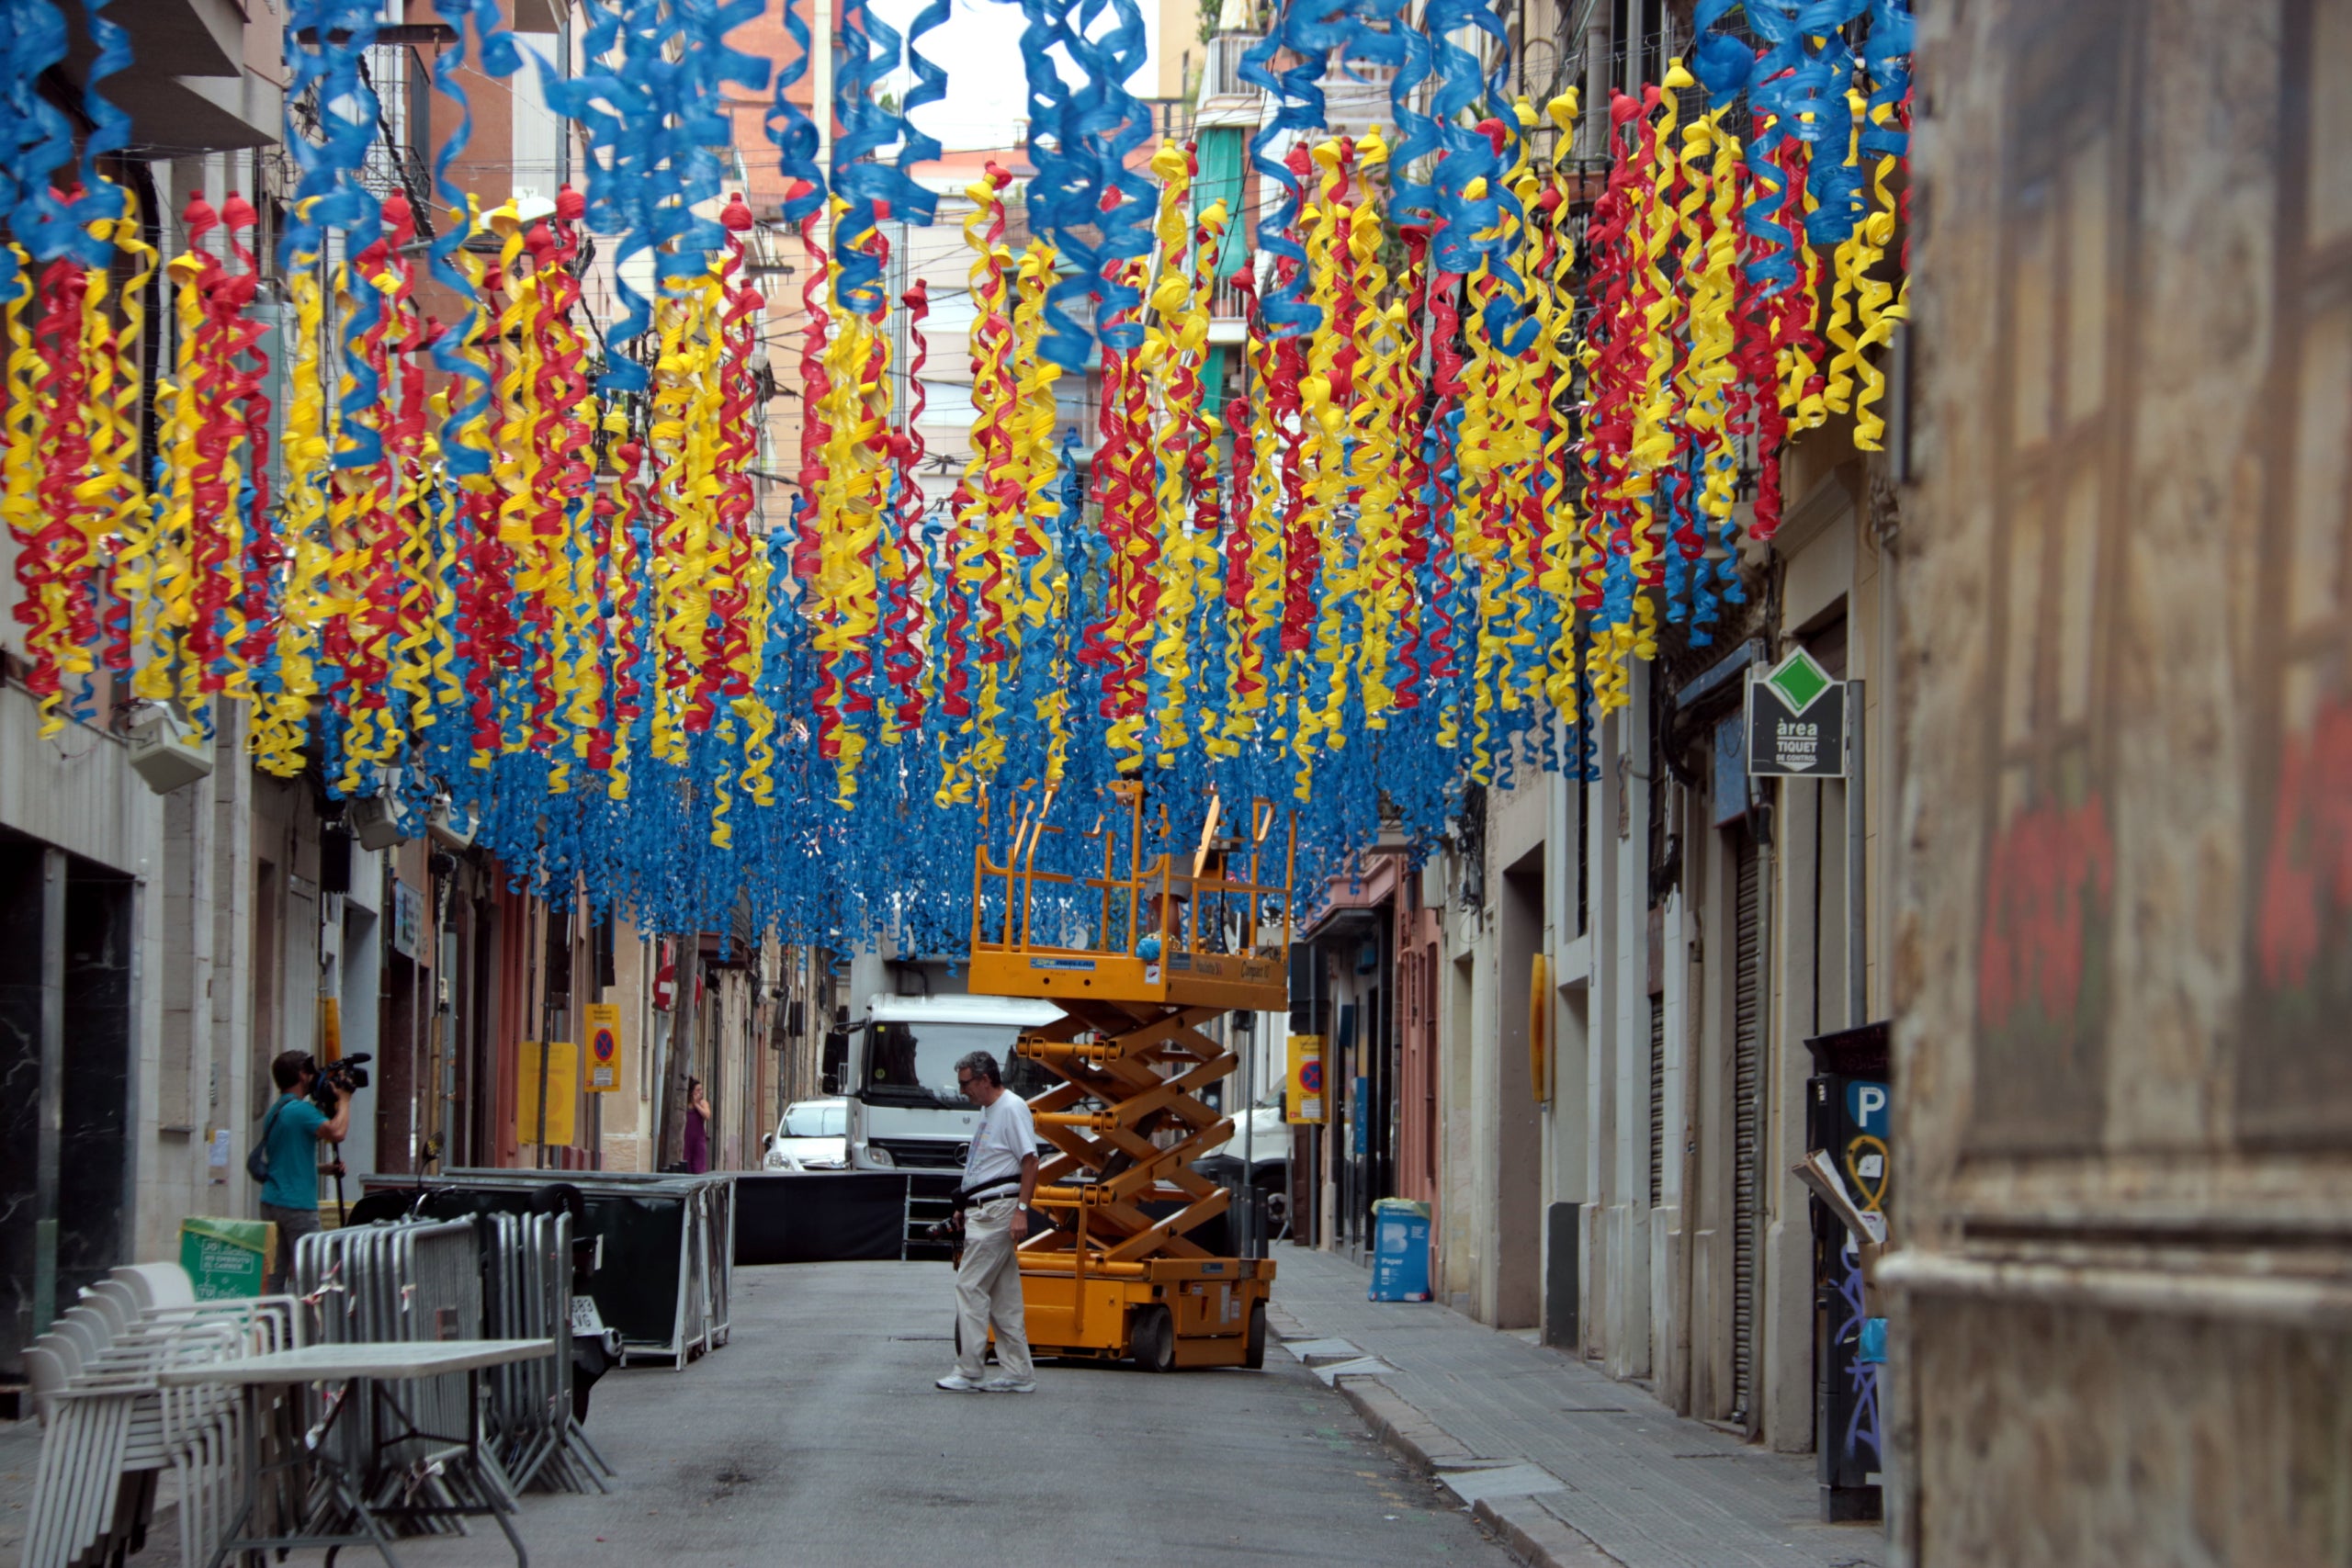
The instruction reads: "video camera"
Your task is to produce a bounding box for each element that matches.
[310,1052,372,1116]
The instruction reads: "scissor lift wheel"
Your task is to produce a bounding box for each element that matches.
[1130,1305,1175,1373]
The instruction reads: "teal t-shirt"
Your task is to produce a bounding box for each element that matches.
[259,1093,326,1209]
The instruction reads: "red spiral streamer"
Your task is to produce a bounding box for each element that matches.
[25,252,96,716]
[885,277,933,733]
[704,196,763,727]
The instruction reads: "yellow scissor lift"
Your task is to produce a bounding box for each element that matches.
[967,783,1292,1371]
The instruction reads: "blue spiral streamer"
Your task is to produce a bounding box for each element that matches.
[829,0,889,314]
[1013,0,1155,367]
[1860,0,1911,163]
[279,0,390,468]
[765,0,828,224]
[1379,12,1439,231]
[1234,0,1425,338]
[1420,0,1508,279]
[548,0,766,392]
[1793,41,1863,249]
[1738,1,1809,295]
[62,0,131,265]
[1713,452,1747,615]
[280,1,384,270]
[831,0,946,315]
[4,0,77,267]
[1659,462,1689,626]
[1750,0,1868,248]
[0,5,35,288]
[1690,0,1754,100]
[897,0,953,186]
[424,0,519,479]
[1479,131,1539,356]
[1685,446,1724,644]
[1234,17,1315,336]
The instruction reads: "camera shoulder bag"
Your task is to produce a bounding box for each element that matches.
[245,1099,286,1185]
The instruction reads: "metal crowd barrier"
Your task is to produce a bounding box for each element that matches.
[296,1218,481,1495]
[296,1213,614,1499]
[20,1263,300,1568]
[360,1169,737,1369]
[481,1210,613,1492]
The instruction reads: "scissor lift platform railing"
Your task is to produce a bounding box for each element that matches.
[967,785,1289,1371]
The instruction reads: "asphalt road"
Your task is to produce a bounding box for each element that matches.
[306,1258,1510,1567]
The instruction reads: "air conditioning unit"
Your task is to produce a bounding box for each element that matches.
[427,795,476,852]
[346,792,408,852]
[127,706,212,795]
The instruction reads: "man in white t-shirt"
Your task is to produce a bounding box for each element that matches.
[937,1049,1040,1393]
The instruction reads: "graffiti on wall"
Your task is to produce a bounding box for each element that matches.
[1962,0,2136,1155]
[2238,0,2352,1143]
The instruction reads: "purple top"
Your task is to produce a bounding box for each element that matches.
[684,1105,709,1173]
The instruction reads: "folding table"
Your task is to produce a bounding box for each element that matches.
[159,1337,552,1568]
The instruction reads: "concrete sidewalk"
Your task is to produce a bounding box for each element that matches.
[1269,1244,1886,1568]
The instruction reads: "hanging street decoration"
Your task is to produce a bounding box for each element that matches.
[0,0,1912,956]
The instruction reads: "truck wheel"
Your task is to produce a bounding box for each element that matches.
[1130,1304,1176,1374]
[1243,1301,1267,1371]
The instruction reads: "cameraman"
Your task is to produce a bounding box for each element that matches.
[935,1050,1038,1394]
[257,1050,351,1291]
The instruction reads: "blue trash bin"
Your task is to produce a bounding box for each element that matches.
[1369,1199,1432,1302]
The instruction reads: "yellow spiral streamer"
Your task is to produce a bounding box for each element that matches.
[1537,91,1584,721]
[255,224,330,778]
[1143,139,1205,766]
[1846,92,1908,450]
[937,173,1013,806]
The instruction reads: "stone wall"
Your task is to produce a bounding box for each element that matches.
[1890,0,2352,1561]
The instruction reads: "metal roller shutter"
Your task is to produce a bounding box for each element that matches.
[1731,831,1763,1427]
[1648,993,1665,1207]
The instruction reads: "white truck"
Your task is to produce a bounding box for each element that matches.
[838,994,1064,1172]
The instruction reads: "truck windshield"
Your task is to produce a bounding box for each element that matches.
[862,1021,1024,1107]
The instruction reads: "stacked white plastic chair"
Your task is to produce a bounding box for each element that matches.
[20,1262,299,1568]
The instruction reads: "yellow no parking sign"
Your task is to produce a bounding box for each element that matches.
[584,1003,623,1093]
[1286,1034,1326,1123]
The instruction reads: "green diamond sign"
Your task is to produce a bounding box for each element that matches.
[1747,649,1848,778]
[1765,648,1833,715]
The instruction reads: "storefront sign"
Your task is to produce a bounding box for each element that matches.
[1713,713,1751,824]
[1747,649,1849,778]
[390,878,424,959]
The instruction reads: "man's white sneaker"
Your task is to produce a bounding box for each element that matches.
[980,1376,1036,1393]
[935,1372,983,1392]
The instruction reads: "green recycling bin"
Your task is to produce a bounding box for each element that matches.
[179,1216,275,1300]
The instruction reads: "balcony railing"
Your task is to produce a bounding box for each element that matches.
[1200,33,1263,100]
[1210,273,1251,323]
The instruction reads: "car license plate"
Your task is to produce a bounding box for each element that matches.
[571,1294,606,1337]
